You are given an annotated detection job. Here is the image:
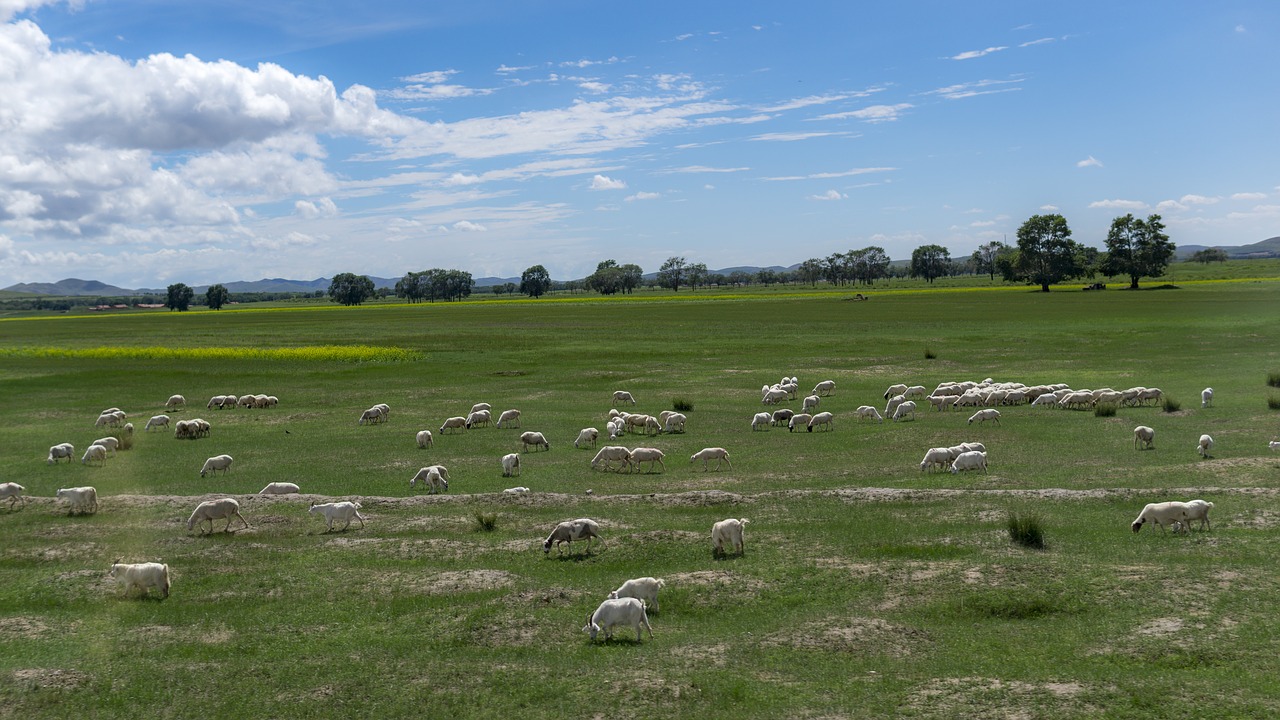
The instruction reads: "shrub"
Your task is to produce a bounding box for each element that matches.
[924,346,937,360]
[1094,403,1117,417]
[1268,395,1280,411]
[1268,372,1280,388]
[1007,512,1046,550]
[672,397,694,412]
[473,512,498,532]
[1161,396,1181,413]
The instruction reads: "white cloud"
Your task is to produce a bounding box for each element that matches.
[1179,194,1219,205]
[970,220,996,227]
[1019,37,1055,47]
[496,64,535,74]
[442,172,482,187]
[452,220,487,232]
[815,104,912,123]
[1236,24,1246,33]
[757,89,883,113]
[763,167,896,181]
[925,77,1024,100]
[1089,199,1148,210]
[1077,156,1103,168]
[750,131,848,142]
[589,174,627,190]
[402,70,457,85]
[578,81,611,94]
[294,197,338,219]
[658,166,749,174]
[809,190,846,201]
[624,191,659,202]
[1040,204,1059,212]
[1231,192,1267,200]
[950,46,1008,61]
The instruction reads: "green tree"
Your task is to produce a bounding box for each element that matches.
[1190,248,1229,264]
[756,268,778,286]
[586,260,623,295]
[327,273,375,306]
[849,246,890,285]
[165,283,194,312]
[1100,214,1175,289]
[1006,214,1087,292]
[797,258,825,286]
[394,271,428,303]
[972,241,1012,281]
[909,244,952,284]
[618,264,644,294]
[205,283,229,310]
[519,265,552,298]
[687,262,708,291]
[657,256,688,291]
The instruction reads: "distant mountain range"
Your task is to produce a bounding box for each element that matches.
[1175,235,1280,259]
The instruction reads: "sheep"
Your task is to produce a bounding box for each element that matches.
[1271,441,1280,451]
[711,518,749,557]
[573,427,600,449]
[410,465,451,490]
[1134,426,1155,450]
[520,431,550,452]
[56,486,98,515]
[663,412,686,433]
[416,430,434,449]
[1,482,27,511]
[629,448,666,473]
[47,442,75,464]
[1137,387,1163,405]
[259,482,300,495]
[464,409,492,429]
[690,447,732,471]
[968,409,1001,425]
[856,406,884,422]
[1092,391,1123,407]
[801,394,821,413]
[1031,393,1058,408]
[141,414,170,432]
[891,401,917,422]
[788,413,813,432]
[81,444,107,466]
[643,415,663,435]
[90,437,119,457]
[199,454,234,477]
[883,383,908,400]
[807,411,834,432]
[812,380,836,397]
[264,395,279,408]
[173,420,194,439]
[762,388,790,405]
[187,498,249,534]
[470,402,492,414]
[927,395,959,412]
[1201,387,1213,408]
[950,451,988,474]
[885,394,906,417]
[543,518,601,555]
[591,446,632,472]
[607,418,626,439]
[496,409,522,429]
[1131,501,1194,533]
[309,501,365,532]
[503,486,530,494]
[623,413,654,434]
[165,394,186,411]
[1184,499,1214,531]
[920,447,952,472]
[1197,434,1214,458]
[751,412,772,431]
[771,408,795,427]
[190,418,211,437]
[109,560,170,599]
[439,416,467,434]
[502,453,521,477]
[612,390,637,406]
[583,597,652,643]
[903,385,927,400]
[609,577,666,612]
[207,395,227,409]
[237,394,256,408]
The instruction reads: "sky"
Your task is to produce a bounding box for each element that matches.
[0,0,1277,288]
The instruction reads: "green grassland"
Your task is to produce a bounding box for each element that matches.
[2,280,1280,718]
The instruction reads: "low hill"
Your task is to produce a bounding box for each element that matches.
[1177,236,1280,259]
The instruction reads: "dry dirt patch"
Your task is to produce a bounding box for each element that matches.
[762,616,932,658]
[905,676,1098,718]
[11,668,89,691]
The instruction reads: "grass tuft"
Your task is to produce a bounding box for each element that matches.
[473,512,499,532]
[1007,512,1046,550]
[1268,371,1280,388]
[1093,403,1117,417]
[1161,395,1181,413]
[1268,395,1280,411]
[953,589,1079,620]
[672,397,694,412]
[924,346,937,360]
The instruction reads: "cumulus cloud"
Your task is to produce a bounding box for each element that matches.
[1179,194,1219,205]
[815,104,913,123]
[625,191,659,202]
[452,220,487,232]
[1089,199,1148,210]
[294,198,338,219]
[950,46,1008,60]
[589,174,627,190]
[809,190,846,201]
[1040,204,1059,211]
[1077,156,1103,168]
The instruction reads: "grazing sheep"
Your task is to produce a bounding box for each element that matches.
[920,447,952,472]
[109,560,170,599]
[690,447,732,471]
[968,409,1001,425]
[771,408,795,427]
[856,406,884,422]
[187,498,248,534]
[927,395,959,412]
[761,387,790,405]
[612,391,637,406]
[439,416,467,434]
[309,501,365,532]
[1201,387,1213,408]
[1,482,27,511]
[629,448,666,473]
[81,444,107,466]
[1184,499,1214,531]
[812,380,836,397]
[502,453,521,478]
[543,518,601,555]
[807,411,834,432]
[358,408,385,426]
[662,412,686,433]
[712,518,749,557]
[883,383,908,400]
[165,394,186,411]
[144,415,171,432]
[496,409,522,429]
[47,442,75,464]
[892,401,917,422]
[90,437,119,456]
[950,451,988,474]
[416,430,434,449]
[470,402,492,414]
[259,482,300,495]
[1270,441,1280,451]
[1137,387,1164,406]
[801,394,821,413]
[751,412,772,431]
[1131,501,1194,533]
[410,465,451,491]
[464,409,492,429]
[591,446,632,472]
[56,486,98,515]
[1031,393,1059,408]
[1134,426,1155,450]
[885,394,907,417]
[583,597,652,643]
[788,413,813,432]
[503,486,530,494]
[207,395,227,409]
[199,454,234,477]
[903,385,927,400]
[1197,434,1214,458]
[609,577,666,612]
[520,431,550,452]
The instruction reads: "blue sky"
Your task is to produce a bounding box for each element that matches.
[1,0,1276,287]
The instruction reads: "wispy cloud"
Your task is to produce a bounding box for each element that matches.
[657,165,750,174]
[452,220,487,232]
[1231,192,1267,200]
[925,77,1024,100]
[757,89,884,113]
[1077,156,1103,168]
[1040,204,1059,212]
[1019,37,1055,48]
[809,190,846,201]
[749,131,848,142]
[814,103,912,123]
[589,174,627,190]
[625,191,659,202]
[762,167,896,182]
[1089,199,1148,210]
[950,46,1008,61]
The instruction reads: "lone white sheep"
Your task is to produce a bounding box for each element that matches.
[583,597,652,643]
[309,501,365,532]
[591,446,632,472]
[520,431,550,452]
[612,390,637,406]
[1201,387,1213,408]
[439,416,467,434]
[1134,426,1155,450]
[145,415,171,432]
[56,486,97,515]
[496,409,522,429]
[1,482,27,510]
[1197,434,1214,458]
[609,577,666,612]
[502,453,521,478]
[807,411,834,432]
[856,406,884,423]
[629,448,666,473]
[259,482,300,495]
[187,498,249,534]
[802,394,821,413]
[751,412,772,431]
[416,430,434,449]
[109,560,170,599]
[503,486,530,494]
[47,442,75,464]
[712,518,749,557]
[544,518,601,554]
[1131,501,1194,533]
[200,454,234,477]
[690,447,732,471]
[968,409,1001,425]
[574,427,600,449]
[812,380,836,397]
[165,394,186,411]
[950,451,988,474]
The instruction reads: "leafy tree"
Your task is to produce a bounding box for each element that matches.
[1006,214,1087,292]
[849,246,890,285]
[909,244,952,284]
[972,241,1012,281]
[205,283,229,310]
[657,256,688,291]
[1190,248,1229,264]
[395,271,429,303]
[728,270,752,287]
[797,258,825,286]
[327,273,375,306]
[1099,214,1175,289]
[687,262,708,291]
[756,268,778,286]
[165,283,194,312]
[586,260,624,295]
[519,265,552,298]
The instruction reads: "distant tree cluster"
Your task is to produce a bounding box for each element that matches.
[1190,248,1229,264]
[392,268,474,303]
[328,273,376,306]
[802,247,891,287]
[585,260,644,295]
[165,283,194,311]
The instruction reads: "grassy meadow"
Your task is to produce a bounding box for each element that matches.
[2,280,1280,718]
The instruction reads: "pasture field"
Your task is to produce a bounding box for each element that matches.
[2,281,1280,718]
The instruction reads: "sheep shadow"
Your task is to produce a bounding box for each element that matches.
[549,551,596,563]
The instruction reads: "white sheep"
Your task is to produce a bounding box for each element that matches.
[416,430,434,449]
[856,406,884,423]
[903,385,927,400]
[612,390,637,406]
[629,448,666,473]
[607,418,626,439]
[91,437,119,456]
[968,409,1001,425]
[47,442,75,464]
[812,380,836,397]
[771,408,795,427]
[502,453,521,478]
[200,454,234,477]
[950,451,988,474]
[1184,499,1214,531]
[81,444,107,466]
[109,560,170,599]
[543,518,601,554]
[1131,501,1194,533]
[56,486,97,515]
[1201,387,1213,408]
[165,394,186,411]
[762,387,790,405]
[807,411,834,432]
[358,408,384,425]
[259,482,300,495]
[591,446,632,472]
[207,395,227,409]
[1,482,27,511]
[1031,393,1058,408]
[521,431,550,452]
[751,412,772,431]
[470,402,492,414]
[801,394,821,413]
[712,518,749,557]
[144,415,170,432]
[309,501,365,532]
[190,418,211,437]
[662,412,687,433]
[439,416,467,434]
[690,447,732,471]
[409,465,451,490]
[892,401,917,422]
[927,395,958,412]
[788,413,813,432]
[573,427,600,449]
[503,486,530,494]
[885,394,906,417]
[1134,426,1155,450]
[496,409,522,429]
[1271,441,1280,451]
[883,383,908,400]
[1197,434,1214,458]
[920,447,952,472]
[583,597,652,643]
[464,409,492,429]
[187,498,249,534]
[609,577,666,612]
